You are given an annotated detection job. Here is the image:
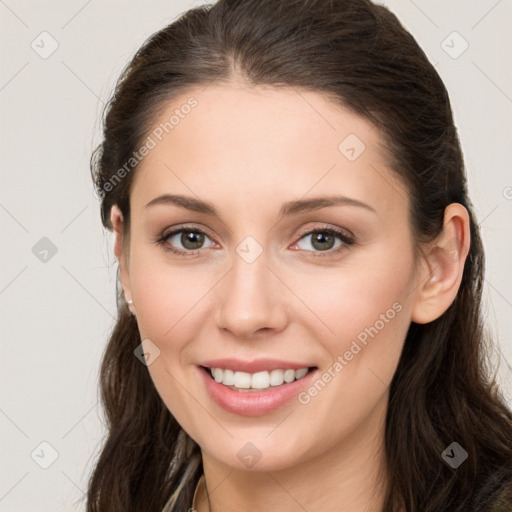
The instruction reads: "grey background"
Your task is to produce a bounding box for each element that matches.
[1,1,511,510]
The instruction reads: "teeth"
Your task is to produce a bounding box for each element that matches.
[208,367,310,390]
[222,369,235,386]
[295,368,308,379]
[234,371,251,389]
[269,369,284,386]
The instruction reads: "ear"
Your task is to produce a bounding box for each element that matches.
[411,203,471,324]
[110,205,136,316]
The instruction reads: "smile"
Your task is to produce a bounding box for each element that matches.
[198,361,319,416]
[205,366,311,391]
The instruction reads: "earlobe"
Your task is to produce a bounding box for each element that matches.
[411,203,471,324]
[110,205,136,315]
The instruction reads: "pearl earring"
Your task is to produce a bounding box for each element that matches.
[127,299,133,305]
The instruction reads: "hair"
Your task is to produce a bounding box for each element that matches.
[87,0,512,511]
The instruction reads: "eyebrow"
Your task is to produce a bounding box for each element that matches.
[144,193,377,217]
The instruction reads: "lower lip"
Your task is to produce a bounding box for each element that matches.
[198,366,318,417]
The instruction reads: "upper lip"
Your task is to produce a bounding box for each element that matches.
[199,358,316,373]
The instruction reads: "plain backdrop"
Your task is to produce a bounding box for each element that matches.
[1,1,511,510]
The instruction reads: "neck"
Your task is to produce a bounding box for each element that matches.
[195,392,390,512]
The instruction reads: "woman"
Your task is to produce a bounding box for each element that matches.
[87,0,512,510]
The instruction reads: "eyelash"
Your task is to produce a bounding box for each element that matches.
[154,224,355,258]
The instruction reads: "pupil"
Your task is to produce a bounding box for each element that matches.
[182,230,204,249]
[313,232,334,251]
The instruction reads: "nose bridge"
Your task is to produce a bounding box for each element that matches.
[215,236,287,337]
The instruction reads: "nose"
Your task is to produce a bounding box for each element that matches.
[215,249,289,340]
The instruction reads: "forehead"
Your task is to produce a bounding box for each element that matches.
[140,83,386,166]
[130,83,406,220]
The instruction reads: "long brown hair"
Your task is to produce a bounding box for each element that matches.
[87,1,512,510]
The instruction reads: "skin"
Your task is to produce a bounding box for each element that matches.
[111,81,470,512]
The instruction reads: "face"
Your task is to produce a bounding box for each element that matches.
[116,83,424,472]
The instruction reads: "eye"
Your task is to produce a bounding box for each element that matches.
[155,224,355,258]
[292,225,355,256]
[156,226,216,256]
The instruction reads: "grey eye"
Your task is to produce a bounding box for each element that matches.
[296,231,344,252]
[167,230,215,251]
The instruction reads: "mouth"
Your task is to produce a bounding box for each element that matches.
[200,365,317,392]
[197,357,320,416]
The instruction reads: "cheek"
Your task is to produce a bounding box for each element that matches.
[293,250,414,427]
[129,249,211,342]
[295,248,415,349]
[292,248,414,410]
[127,252,212,433]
